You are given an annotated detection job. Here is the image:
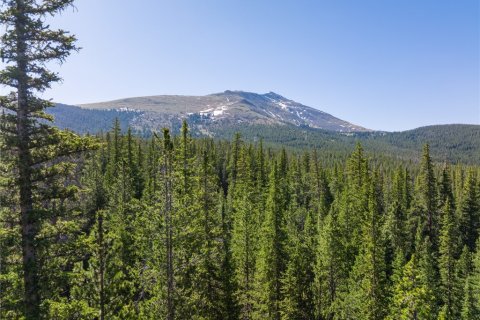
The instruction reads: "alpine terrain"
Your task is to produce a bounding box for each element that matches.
[51,90,368,135]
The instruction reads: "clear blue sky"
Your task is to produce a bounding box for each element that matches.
[43,0,480,130]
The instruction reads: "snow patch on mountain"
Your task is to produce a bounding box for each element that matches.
[199,105,228,118]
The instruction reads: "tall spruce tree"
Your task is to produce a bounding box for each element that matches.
[254,163,287,320]
[314,200,348,319]
[415,144,439,247]
[439,164,454,210]
[0,1,95,318]
[280,207,316,320]
[458,171,479,252]
[438,199,461,319]
[343,143,370,265]
[384,167,409,274]
[337,172,388,320]
[194,144,224,318]
[161,128,175,320]
[173,121,198,318]
[231,146,260,319]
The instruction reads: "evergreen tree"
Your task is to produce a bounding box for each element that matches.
[418,236,441,317]
[126,127,144,199]
[162,128,175,320]
[458,171,479,252]
[461,277,480,320]
[342,143,370,266]
[384,167,409,273]
[254,163,287,320]
[173,121,199,318]
[415,144,439,248]
[388,254,435,320]
[461,241,480,319]
[337,173,388,320]
[314,200,348,319]
[0,1,96,317]
[439,164,454,210]
[194,145,224,319]
[280,207,316,320]
[219,193,239,320]
[438,199,461,319]
[231,147,260,319]
[312,148,333,221]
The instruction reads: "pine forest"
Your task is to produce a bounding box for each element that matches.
[0,1,479,319]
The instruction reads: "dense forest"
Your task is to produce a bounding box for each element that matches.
[1,118,480,319]
[48,104,480,165]
[1,0,480,319]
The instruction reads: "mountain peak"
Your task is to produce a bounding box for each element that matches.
[263,91,287,100]
[76,90,369,133]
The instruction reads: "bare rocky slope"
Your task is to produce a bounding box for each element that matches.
[76,90,368,134]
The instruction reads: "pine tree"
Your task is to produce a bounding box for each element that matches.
[415,144,439,248]
[418,236,441,317]
[439,164,454,210]
[314,200,348,319]
[218,193,239,320]
[461,241,480,319]
[254,163,287,320]
[388,254,435,320]
[312,148,333,221]
[193,144,224,319]
[384,167,409,272]
[343,143,370,265]
[126,127,144,199]
[280,207,316,320]
[438,199,461,319]
[172,121,199,318]
[0,1,96,317]
[231,147,260,319]
[458,171,479,252]
[81,151,109,319]
[228,133,242,187]
[337,173,388,320]
[461,277,480,320]
[106,119,122,185]
[162,128,175,320]
[144,135,159,202]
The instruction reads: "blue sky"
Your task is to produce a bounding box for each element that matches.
[43,1,480,130]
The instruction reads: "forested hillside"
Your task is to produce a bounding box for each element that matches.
[1,119,480,319]
[48,104,480,165]
[212,123,480,165]
[0,0,479,319]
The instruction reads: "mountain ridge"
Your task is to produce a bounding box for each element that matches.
[45,90,480,164]
[76,90,369,133]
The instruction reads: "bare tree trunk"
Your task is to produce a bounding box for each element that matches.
[15,0,40,318]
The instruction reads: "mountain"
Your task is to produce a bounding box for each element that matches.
[74,90,368,134]
[46,91,480,165]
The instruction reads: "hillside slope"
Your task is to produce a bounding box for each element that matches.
[210,123,480,164]
[47,102,480,165]
[76,90,368,133]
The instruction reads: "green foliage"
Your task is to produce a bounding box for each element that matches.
[388,254,435,319]
[2,111,480,319]
[0,1,98,318]
[253,164,287,320]
[438,199,461,319]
